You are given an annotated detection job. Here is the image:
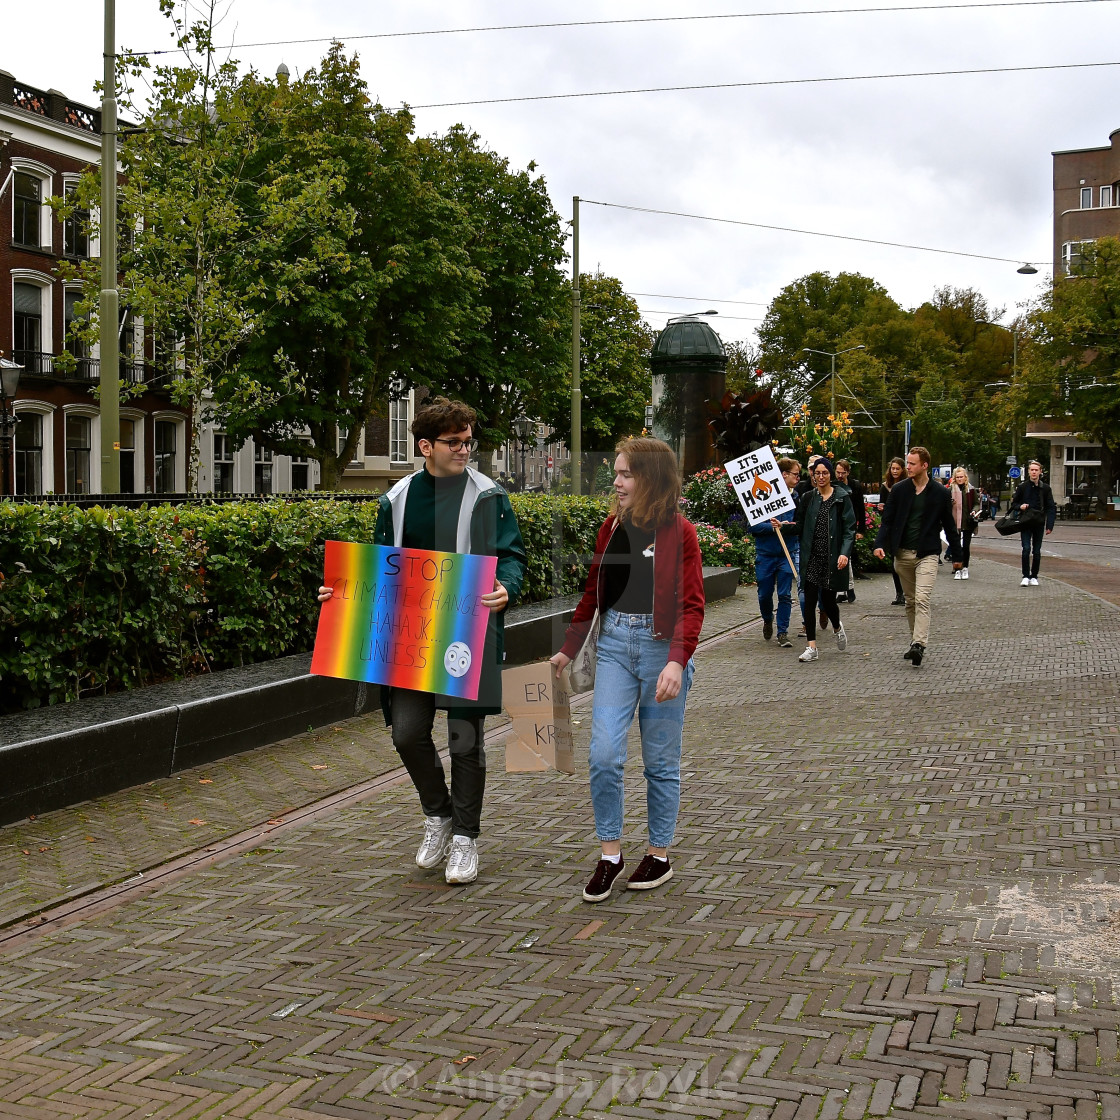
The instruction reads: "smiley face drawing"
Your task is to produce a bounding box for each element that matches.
[444,641,472,678]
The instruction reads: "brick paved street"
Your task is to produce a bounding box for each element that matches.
[0,558,1117,1118]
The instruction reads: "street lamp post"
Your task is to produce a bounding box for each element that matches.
[513,414,535,491]
[977,319,1019,464]
[0,357,24,497]
[802,344,866,419]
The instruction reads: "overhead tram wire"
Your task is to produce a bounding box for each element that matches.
[588,200,1044,265]
[626,291,768,306]
[637,308,765,322]
[122,0,1120,57]
[406,60,1120,110]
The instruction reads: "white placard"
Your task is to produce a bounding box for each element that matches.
[724,447,796,527]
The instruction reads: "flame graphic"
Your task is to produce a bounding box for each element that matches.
[751,475,773,500]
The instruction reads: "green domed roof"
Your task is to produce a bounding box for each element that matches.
[650,316,727,366]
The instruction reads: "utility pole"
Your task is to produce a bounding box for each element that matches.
[99,0,120,493]
[802,344,865,422]
[570,196,581,496]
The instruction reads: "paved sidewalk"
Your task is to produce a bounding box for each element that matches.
[0,560,1117,1118]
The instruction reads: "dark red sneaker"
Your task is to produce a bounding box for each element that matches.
[626,854,673,891]
[582,857,625,903]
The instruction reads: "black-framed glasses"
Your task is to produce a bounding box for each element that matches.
[432,437,478,453]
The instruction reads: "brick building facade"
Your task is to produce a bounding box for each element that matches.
[1,69,192,495]
[1052,126,1120,276]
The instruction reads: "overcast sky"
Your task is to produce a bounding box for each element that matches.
[8,0,1120,347]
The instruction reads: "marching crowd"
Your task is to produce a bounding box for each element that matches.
[316,394,1058,902]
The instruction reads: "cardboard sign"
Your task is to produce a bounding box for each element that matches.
[724,446,795,527]
[502,661,575,774]
[311,541,497,700]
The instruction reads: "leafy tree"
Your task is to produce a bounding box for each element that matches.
[222,48,478,488]
[419,127,570,477]
[724,339,764,394]
[60,7,562,490]
[542,272,655,488]
[1022,237,1120,503]
[54,0,317,479]
[757,271,906,410]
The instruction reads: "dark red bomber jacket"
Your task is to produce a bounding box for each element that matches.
[560,513,706,667]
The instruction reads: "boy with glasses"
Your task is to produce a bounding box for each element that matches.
[318,397,526,883]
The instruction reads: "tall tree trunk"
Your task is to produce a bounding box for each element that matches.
[319,454,341,490]
[475,447,495,478]
[1097,440,1116,512]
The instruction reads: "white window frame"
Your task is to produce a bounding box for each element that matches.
[389,392,411,463]
[61,173,90,260]
[118,409,145,493]
[61,404,100,494]
[9,158,54,252]
[152,412,186,493]
[253,440,274,495]
[1080,186,1093,209]
[12,269,55,358]
[1102,185,1114,209]
[1064,444,1101,465]
[288,439,314,492]
[1061,240,1095,274]
[12,402,55,494]
[211,429,236,493]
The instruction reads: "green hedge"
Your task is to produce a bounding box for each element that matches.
[0,495,615,712]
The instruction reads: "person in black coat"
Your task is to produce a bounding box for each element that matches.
[873,446,961,667]
[1010,460,1057,586]
[835,459,868,587]
[877,457,907,605]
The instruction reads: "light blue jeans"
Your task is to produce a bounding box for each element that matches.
[589,609,695,849]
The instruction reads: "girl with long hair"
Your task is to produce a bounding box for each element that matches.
[551,438,705,903]
[948,467,979,580]
[879,457,907,605]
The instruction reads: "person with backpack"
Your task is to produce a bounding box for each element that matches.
[1011,460,1057,586]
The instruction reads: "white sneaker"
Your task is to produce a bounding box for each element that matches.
[416,815,453,869]
[1029,577,1039,586]
[798,646,819,662]
[962,568,969,580]
[835,624,848,652]
[953,570,961,579]
[1020,577,1030,587]
[445,835,479,884]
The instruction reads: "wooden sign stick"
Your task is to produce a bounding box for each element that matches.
[775,527,800,586]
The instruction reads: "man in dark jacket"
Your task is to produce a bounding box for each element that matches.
[835,459,868,589]
[1010,459,1057,586]
[873,446,960,667]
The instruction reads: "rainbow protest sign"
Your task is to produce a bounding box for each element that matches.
[311,540,498,700]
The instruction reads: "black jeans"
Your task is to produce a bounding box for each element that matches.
[803,582,840,641]
[390,688,486,839]
[960,529,973,568]
[1020,524,1045,578]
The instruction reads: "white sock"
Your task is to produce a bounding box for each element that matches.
[601,852,621,864]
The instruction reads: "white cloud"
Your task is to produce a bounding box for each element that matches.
[8,0,1116,347]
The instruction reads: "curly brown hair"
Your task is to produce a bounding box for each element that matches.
[411,396,477,443]
[610,437,681,531]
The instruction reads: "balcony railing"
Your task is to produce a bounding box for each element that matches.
[8,80,100,134]
[12,351,158,385]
